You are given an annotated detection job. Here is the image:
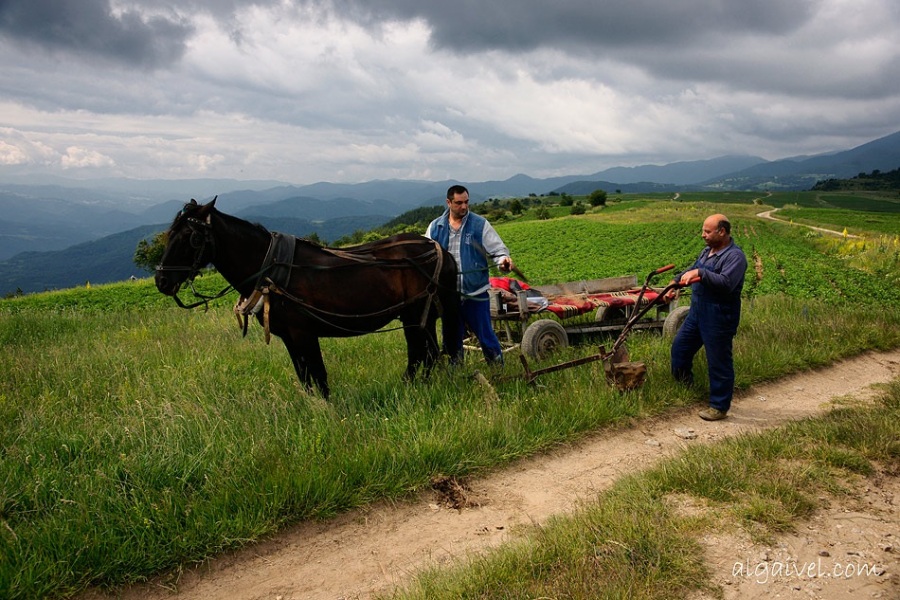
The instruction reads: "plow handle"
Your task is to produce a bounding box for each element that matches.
[642,264,675,289]
[607,274,700,360]
[654,264,675,275]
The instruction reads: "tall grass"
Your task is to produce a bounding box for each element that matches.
[2,292,899,598]
[2,201,900,598]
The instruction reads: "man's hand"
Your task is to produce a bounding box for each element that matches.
[679,268,700,285]
[498,257,512,272]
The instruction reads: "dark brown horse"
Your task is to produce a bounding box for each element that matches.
[155,198,459,399]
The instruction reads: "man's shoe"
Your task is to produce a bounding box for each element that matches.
[699,407,728,421]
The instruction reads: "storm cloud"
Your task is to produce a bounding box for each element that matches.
[0,0,898,184]
[0,0,193,68]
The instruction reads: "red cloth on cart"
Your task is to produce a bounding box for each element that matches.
[489,276,532,291]
[544,289,660,319]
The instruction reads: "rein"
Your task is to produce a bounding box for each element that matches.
[170,281,234,310]
[160,209,451,337]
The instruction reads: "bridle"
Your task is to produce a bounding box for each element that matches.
[155,214,231,309]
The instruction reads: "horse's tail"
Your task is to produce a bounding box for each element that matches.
[435,247,461,357]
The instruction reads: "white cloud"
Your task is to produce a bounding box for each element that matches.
[0,140,29,165]
[0,0,898,183]
[60,146,117,169]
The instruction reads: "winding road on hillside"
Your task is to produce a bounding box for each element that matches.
[80,349,900,600]
[756,206,861,238]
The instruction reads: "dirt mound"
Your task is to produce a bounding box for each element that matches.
[430,475,481,511]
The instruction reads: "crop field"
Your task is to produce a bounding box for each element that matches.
[502,202,898,304]
[765,190,900,210]
[2,196,900,599]
[774,206,900,236]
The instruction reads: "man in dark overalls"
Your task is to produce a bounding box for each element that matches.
[671,213,748,421]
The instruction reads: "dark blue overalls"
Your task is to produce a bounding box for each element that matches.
[671,241,747,412]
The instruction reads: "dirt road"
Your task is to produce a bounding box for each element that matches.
[82,349,900,600]
[756,207,861,238]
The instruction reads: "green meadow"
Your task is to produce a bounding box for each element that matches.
[1,193,899,599]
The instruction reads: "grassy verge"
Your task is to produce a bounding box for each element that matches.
[1,292,899,598]
[2,201,900,598]
[389,377,900,600]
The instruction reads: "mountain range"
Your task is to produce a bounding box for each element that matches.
[1,129,898,296]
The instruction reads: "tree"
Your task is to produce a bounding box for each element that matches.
[133,231,168,273]
[588,189,607,207]
[509,198,524,215]
[304,232,325,246]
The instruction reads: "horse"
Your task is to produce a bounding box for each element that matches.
[155,197,460,399]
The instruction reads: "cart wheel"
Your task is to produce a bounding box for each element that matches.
[663,305,690,337]
[521,320,568,359]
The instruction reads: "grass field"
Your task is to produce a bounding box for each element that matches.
[2,194,900,599]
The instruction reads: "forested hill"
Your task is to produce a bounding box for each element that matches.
[812,167,900,191]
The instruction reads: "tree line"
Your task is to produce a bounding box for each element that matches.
[812,167,900,191]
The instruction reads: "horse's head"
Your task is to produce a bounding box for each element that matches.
[155,197,218,297]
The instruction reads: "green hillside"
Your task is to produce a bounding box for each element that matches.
[2,197,900,599]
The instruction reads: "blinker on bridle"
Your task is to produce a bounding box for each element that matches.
[155,216,215,278]
[156,213,231,310]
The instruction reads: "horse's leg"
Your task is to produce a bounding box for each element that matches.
[401,315,427,382]
[400,295,445,381]
[283,339,316,393]
[420,306,442,377]
[283,336,330,399]
[438,278,462,363]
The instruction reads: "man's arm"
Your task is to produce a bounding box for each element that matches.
[699,250,747,293]
[481,221,511,270]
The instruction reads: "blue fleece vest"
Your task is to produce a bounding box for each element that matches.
[430,211,489,296]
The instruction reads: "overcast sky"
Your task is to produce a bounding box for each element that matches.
[1,0,898,185]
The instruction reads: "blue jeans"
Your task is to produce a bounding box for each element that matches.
[443,292,503,364]
[670,299,740,412]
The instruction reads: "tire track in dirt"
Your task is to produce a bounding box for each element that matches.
[80,349,900,600]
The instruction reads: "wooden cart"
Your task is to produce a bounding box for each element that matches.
[486,273,690,359]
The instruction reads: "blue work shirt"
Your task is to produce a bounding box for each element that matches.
[679,240,747,305]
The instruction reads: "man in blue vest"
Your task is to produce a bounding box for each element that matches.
[426,185,514,364]
[670,213,747,421]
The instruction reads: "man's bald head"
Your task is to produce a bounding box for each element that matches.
[704,214,731,234]
[702,214,732,251]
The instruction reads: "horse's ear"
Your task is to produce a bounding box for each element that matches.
[179,199,198,217]
[209,195,217,208]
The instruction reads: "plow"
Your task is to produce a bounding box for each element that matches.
[487,264,697,390]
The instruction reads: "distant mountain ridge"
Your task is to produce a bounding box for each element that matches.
[0,214,394,295]
[1,129,898,295]
[698,130,900,190]
[589,155,767,185]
